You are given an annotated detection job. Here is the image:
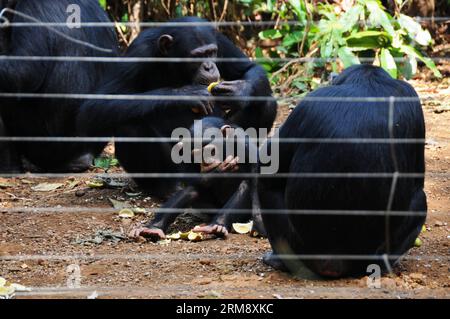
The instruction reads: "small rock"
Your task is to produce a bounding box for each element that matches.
[434,220,444,227]
[75,190,86,197]
[134,236,146,244]
[193,278,212,285]
[409,273,426,285]
[381,277,397,289]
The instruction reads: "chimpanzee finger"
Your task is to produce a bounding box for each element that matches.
[192,224,229,237]
[129,226,146,238]
[211,84,236,96]
[217,155,234,171]
[198,102,209,115]
[201,159,221,173]
[206,101,214,114]
[129,227,166,241]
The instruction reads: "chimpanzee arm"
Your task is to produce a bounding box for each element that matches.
[76,85,212,137]
[148,186,199,232]
[215,33,277,131]
[210,177,266,236]
[215,33,272,96]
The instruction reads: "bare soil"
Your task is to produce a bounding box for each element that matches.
[0,73,449,299]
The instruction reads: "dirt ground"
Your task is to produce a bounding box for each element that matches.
[0,70,449,299]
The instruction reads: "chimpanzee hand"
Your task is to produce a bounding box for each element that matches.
[192,224,229,238]
[128,225,166,241]
[176,85,214,115]
[210,80,252,111]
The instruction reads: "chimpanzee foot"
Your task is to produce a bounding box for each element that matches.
[128,226,166,242]
[192,224,229,238]
[263,252,288,272]
[251,218,267,238]
[309,260,347,278]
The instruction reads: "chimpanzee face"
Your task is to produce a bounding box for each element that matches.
[157,24,221,86]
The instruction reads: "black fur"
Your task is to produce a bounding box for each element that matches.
[259,65,427,277]
[0,0,118,172]
[77,17,277,195]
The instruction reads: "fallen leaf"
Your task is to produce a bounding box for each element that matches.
[109,198,132,210]
[0,178,14,189]
[86,179,104,188]
[31,183,64,192]
[0,286,15,298]
[66,180,80,190]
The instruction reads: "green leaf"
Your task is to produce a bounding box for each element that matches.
[258,29,283,40]
[398,14,432,46]
[94,156,119,170]
[346,31,390,49]
[365,0,395,37]
[401,55,417,80]
[98,0,107,10]
[337,47,360,67]
[320,39,334,58]
[380,48,397,78]
[255,47,264,58]
[399,44,442,78]
[339,4,364,33]
[282,31,303,47]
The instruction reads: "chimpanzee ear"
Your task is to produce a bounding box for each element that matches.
[158,34,174,55]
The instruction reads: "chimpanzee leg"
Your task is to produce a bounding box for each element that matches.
[258,185,297,272]
[115,125,179,198]
[392,188,427,256]
[210,179,266,236]
[129,185,200,240]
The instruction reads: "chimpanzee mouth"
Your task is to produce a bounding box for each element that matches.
[194,74,220,86]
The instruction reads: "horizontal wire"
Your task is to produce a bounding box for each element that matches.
[0,92,436,102]
[0,56,448,63]
[0,137,436,143]
[0,172,438,179]
[0,253,445,261]
[14,286,431,298]
[0,207,430,217]
[1,17,448,28]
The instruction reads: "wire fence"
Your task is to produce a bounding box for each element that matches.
[1,16,449,28]
[0,10,449,298]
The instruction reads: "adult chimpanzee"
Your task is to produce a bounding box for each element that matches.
[0,0,118,172]
[129,116,266,240]
[77,17,277,197]
[262,64,426,277]
[181,65,427,278]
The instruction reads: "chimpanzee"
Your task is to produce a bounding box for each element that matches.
[263,65,426,277]
[176,65,427,278]
[0,0,118,172]
[129,116,266,240]
[77,17,277,195]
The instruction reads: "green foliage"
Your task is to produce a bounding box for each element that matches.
[94,156,119,170]
[99,0,440,96]
[254,0,440,95]
[98,0,107,10]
